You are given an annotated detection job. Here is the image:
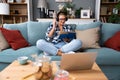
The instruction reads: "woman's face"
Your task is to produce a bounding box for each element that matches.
[58,14,66,26]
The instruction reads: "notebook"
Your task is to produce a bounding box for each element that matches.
[60,52,97,71]
[59,32,76,40]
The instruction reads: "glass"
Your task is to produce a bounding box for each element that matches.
[34,56,42,66]
[31,54,51,67]
[30,53,37,61]
[54,70,69,80]
[30,53,40,66]
[41,55,51,62]
[34,55,52,80]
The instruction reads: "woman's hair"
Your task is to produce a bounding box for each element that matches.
[56,11,68,21]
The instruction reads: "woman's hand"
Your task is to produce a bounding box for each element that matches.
[53,19,57,28]
[48,19,57,37]
[63,38,70,42]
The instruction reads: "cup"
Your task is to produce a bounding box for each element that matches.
[17,56,28,65]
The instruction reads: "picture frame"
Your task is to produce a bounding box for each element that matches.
[7,0,14,3]
[48,10,54,18]
[55,0,72,2]
[81,9,90,18]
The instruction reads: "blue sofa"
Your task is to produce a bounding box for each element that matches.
[0,21,120,80]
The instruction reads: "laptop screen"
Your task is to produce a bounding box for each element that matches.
[60,52,97,71]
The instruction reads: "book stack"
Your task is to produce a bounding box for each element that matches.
[100,17,107,23]
[101,7,108,15]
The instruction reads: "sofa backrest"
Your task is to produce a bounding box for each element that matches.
[76,21,101,30]
[3,21,75,46]
[27,21,77,46]
[27,21,50,45]
[101,23,120,45]
[3,21,120,47]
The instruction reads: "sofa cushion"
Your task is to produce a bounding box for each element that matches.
[76,27,100,49]
[27,21,50,45]
[76,21,101,30]
[0,46,42,63]
[104,31,120,51]
[0,31,10,51]
[85,47,120,65]
[101,23,120,46]
[1,28,29,50]
[50,56,61,61]
[3,22,28,41]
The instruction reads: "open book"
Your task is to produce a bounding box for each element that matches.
[58,32,76,40]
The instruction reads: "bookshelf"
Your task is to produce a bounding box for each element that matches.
[8,2,27,23]
[0,0,32,25]
[100,0,120,23]
[4,0,28,24]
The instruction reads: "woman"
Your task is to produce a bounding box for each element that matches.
[36,11,82,56]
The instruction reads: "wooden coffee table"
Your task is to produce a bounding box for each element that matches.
[0,61,108,80]
[52,61,108,80]
[0,60,39,80]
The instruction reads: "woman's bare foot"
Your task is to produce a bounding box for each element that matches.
[57,49,63,56]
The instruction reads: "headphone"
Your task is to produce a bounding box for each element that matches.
[56,11,68,21]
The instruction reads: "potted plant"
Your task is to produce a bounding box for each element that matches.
[75,7,83,18]
[108,1,120,23]
[64,2,75,18]
[108,14,120,23]
[65,2,75,9]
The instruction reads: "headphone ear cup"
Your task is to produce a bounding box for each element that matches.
[66,17,68,21]
[56,17,59,21]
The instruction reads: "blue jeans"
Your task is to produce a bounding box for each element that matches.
[36,39,82,56]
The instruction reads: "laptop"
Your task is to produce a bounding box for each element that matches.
[60,52,97,71]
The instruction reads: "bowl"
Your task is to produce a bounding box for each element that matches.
[17,56,28,65]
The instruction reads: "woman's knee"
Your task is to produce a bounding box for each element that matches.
[73,39,82,47]
[36,39,46,48]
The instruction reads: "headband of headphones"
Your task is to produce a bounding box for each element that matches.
[56,11,68,21]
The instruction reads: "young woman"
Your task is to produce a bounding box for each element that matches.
[36,11,82,56]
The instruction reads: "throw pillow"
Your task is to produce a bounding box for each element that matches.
[101,23,120,45]
[104,31,120,51]
[3,22,28,41]
[0,28,29,50]
[0,30,10,51]
[75,27,100,49]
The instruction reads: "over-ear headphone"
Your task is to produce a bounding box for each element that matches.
[56,11,68,21]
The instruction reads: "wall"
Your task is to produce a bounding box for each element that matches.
[33,0,95,20]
